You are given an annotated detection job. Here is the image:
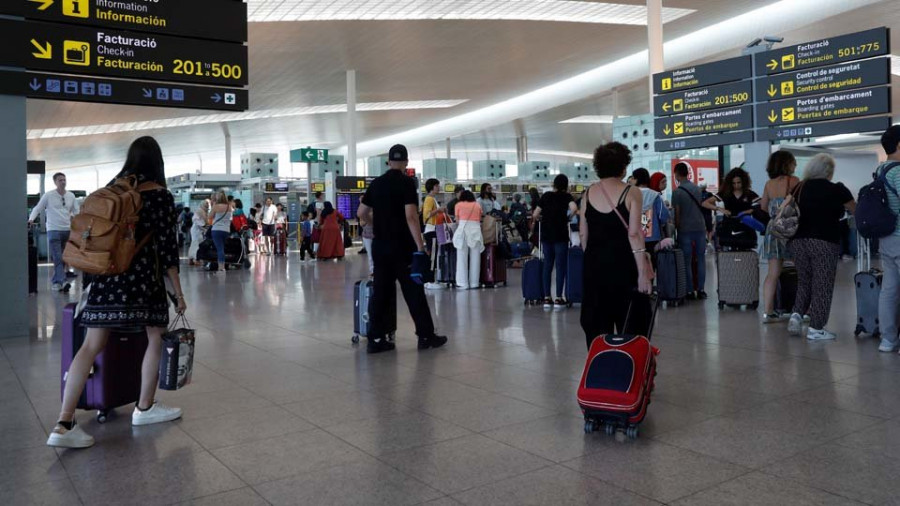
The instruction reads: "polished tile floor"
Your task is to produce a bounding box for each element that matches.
[2,249,899,505]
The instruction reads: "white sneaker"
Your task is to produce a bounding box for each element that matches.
[806,328,837,341]
[787,313,803,336]
[878,342,897,353]
[47,423,94,449]
[762,313,787,324]
[51,283,62,291]
[425,283,445,291]
[132,402,182,426]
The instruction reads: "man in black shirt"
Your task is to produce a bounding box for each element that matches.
[358,144,448,354]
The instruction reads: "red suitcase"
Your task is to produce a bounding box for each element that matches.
[577,294,659,439]
[480,244,507,287]
[61,304,148,423]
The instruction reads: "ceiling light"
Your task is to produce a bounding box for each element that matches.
[813,133,865,143]
[559,115,616,124]
[454,148,593,160]
[891,55,900,76]
[26,100,468,140]
[247,0,695,25]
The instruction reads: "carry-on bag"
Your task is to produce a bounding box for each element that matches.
[274,227,287,256]
[480,244,508,287]
[438,243,457,285]
[352,280,397,344]
[656,248,687,306]
[855,236,882,337]
[716,217,757,251]
[61,303,147,423]
[775,265,798,314]
[522,224,544,304]
[716,250,760,309]
[578,293,659,439]
[566,246,584,305]
[158,314,195,391]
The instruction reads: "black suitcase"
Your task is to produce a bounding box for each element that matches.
[437,243,457,285]
[352,280,397,344]
[656,248,687,306]
[776,266,798,314]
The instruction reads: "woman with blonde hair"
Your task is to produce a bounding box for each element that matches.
[209,191,232,273]
[786,154,856,341]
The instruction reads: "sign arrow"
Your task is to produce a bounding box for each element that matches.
[663,125,672,135]
[30,39,52,60]
[767,84,777,98]
[766,59,778,71]
[776,131,783,138]
[767,110,778,123]
[662,102,671,112]
[305,152,316,161]
[211,93,221,103]
[29,78,42,91]
[142,88,152,98]
[28,0,54,11]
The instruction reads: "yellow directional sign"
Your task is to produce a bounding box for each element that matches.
[781,108,795,122]
[767,84,777,98]
[673,123,684,135]
[781,54,795,71]
[62,40,89,66]
[662,102,671,112]
[673,99,684,112]
[28,0,54,12]
[767,110,778,123]
[663,125,672,135]
[30,39,51,59]
[62,0,88,18]
[780,81,794,96]
[766,60,778,71]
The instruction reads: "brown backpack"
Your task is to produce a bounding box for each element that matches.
[63,177,163,276]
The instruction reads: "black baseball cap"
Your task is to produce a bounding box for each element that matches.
[389,144,409,162]
[881,125,900,155]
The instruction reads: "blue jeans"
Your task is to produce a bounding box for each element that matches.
[542,241,569,298]
[212,230,229,267]
[677,230,707,293]
[48,230,69,285]
[879,235,900,348]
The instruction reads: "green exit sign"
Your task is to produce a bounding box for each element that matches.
[291,148,329,163]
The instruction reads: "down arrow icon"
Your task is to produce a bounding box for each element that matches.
[29,78,42,91]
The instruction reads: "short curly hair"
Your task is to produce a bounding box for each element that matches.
[593,142,632,179]
[766,150,796,179]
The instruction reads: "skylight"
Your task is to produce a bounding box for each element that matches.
[559,115,616,124]
[26,100,468,140]
[247,0,695,25]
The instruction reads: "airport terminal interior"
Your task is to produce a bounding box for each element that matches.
[5,0,900,505]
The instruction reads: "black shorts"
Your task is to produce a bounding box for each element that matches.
[262,224,276,237]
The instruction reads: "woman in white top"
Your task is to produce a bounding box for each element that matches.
[210,192,233,273]
[188,199,210,266]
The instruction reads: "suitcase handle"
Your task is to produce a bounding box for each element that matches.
[623,291,660,340]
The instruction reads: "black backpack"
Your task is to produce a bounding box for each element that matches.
[857,162,900,239]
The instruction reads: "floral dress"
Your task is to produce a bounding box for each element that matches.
[81,188,179,328]
[761,179,793,261]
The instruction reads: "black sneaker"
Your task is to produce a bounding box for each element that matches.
[418,335,448,350]
[65,271,77,279]
[367,339,396,354]
[697,291,708,300]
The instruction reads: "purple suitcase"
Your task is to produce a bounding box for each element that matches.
[480,244,508,287]
[61,303,148,423]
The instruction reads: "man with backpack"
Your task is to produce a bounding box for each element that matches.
[874,126,900,352]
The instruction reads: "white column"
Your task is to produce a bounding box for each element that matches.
[0,94,28,338]
[346,70,358,175]
[221,123,232,174]
[446,137,451,159]
[647,0,664,114]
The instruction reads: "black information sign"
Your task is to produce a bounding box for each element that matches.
[653,80,752,117]
[336,176,376,193]
[0,70,248,111]
[0,19,248,86]
[757,86,891,127]
[655,130,754,153]
[655,106,754,139]
[758,58,890,101]
[652,56,751,94]
[757,116,891,142]
[756,27,890,75]
[1,0,248,43]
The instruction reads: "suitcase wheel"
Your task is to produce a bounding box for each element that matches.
[351,334,360,345]
[583,419,596,434]
[97,411,108,424]
[718,301,726,310]
[749,302,759,310]
[625,426,639,439]
[605,423,616,436]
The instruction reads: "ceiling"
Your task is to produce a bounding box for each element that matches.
[24,0,899,176]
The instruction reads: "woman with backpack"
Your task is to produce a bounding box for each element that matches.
[759,151,801,323]
[785,154,856,341]
[48,136,188,449]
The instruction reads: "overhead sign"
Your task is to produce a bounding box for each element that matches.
[757,116,891,142]
[0,19,248,86]
[652,56,751,94]
[756,27,890,75]
[757,87,891,127]
[655,106,754,139]
[653,80,752,116]
[655,130,754,153]
[336,176,376,192]
[2,70,248,111]
[290,148,329,164]
[2,0,248,43]
[758,58,890,101]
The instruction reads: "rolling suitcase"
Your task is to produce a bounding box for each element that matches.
[274,227,287,256]
[438,243,457,285]
[578,293,659,439]
[656,248,687,306]
[775,266,798,314]
[716,250,759,309]
[352,280,396,344]
[566,246,584,305]
[522,257,543,305]
[855,237,882,337]
[480,244,508,287]
[61,303,148,423]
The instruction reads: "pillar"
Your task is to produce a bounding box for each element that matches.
[346,70,357,176]
[221,123,232,174]
[0,94,28,338]
[647,0,664,114]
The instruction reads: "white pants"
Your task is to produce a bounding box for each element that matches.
[363,237,374,275]
[456,243,481,289]
[189,226,205,260]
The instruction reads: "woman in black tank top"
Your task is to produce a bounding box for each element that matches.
[579,143,654,349]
